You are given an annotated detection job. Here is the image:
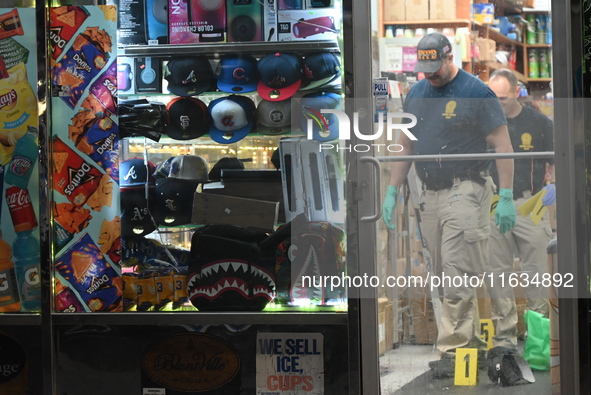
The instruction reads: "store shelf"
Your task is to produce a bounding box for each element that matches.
[120,40,341,57]
[479,61,528,83]
[51,311,348,326]
[382,19,472,29]
[0,314,42,326]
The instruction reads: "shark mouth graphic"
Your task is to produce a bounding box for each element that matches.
[188,260,276,311]
[289,239,324,304]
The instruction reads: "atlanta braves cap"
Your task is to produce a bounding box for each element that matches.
[414,33,452,73]
[120,158,156,187]
[216,54,259,93]
[165,56,215,96]
[256,99,292,135]
[301,52,341,91]
[208,95,256,144]
[257,53,303,101]
[300,91,342,142]
[165,97,210,140]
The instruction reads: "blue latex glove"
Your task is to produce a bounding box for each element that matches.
[542,183,556,206]
[382,185,398,230]
[495,188,516,234]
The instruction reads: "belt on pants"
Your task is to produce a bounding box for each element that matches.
[422,170,490,191]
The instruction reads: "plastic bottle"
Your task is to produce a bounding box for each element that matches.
[0,232,21,312]
[526,14,537,45]
[528,49,539,79]
[4,126,38,189]
[536,14,547,44]
[12,230,40,311]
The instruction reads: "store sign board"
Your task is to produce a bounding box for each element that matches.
[0,332,26,386]
[256,332,324,395]
[141,333,241,392]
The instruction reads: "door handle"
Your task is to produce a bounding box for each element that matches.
[360,156,381,222]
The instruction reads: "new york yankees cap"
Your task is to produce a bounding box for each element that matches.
[257,53,303,101]
[208,95,256,144]
[256,99,291,135]
[165,97,210,140]
[165,56,215,96]
[120,158,157,188]
[414,33,452,73]
[216,54,259,93]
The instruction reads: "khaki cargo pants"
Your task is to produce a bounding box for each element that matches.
[420,176,494,355]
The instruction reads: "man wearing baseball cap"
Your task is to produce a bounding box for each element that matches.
[381,33,516,377]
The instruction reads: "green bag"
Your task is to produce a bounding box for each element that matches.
[523,310,550,370]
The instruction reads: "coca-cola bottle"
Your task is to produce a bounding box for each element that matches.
[5,186,37,233]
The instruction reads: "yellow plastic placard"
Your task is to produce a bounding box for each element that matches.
[490,194,500,217]
[454,348,478,386]
[480,319,495,350]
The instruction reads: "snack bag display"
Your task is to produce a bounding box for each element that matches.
[89,61,117,115]
[51,27,112,109]
[49,6,91,63]
[52,136,106,207]
[55,233,122,311]
[53,201,92,250]
[0,62,39,165]
[97,217,121,264]
[0,38,29,69]
[54,278,85,312]
[0,9,24,40]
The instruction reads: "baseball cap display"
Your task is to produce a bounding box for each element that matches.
[216,54,259,93]
[208,157,245,181]
[414,32,452,73]
[300,91,342,141]
[120,158,157,187]
[165,97,210,140]
[165,56,215,96]
[256,99,292,135]
[121,187,157,237]
[168,155,210,181]
[208,95,256,144]
[301,52,341,91]
[257,53,303,101]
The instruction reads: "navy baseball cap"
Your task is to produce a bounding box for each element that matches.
[300,92,342,142]
[165,97,210,140]
[301,52,341,91]
[257,53,303,101]
[120,158,156,187]
[121,187,157,236]
[414,33,452,73]
[166,56,215,96]
[208,95,256,144]
[256,99,291,135]
[216,55,259,93]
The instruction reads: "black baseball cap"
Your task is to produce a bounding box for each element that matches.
[165,56,215,96]
[165,97,210,140]
[414,33,452,73]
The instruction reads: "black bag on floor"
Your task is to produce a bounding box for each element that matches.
[487,346,536,386]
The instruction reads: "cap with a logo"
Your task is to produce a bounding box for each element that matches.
[256,99,291,135]
[208,95,256,144]
[165,97,210,140]
[257,53,303,101]
[121,188,157,236]
[208,157,245,181]
[414,33,452,73]
[120,158,156,187]
[300,92,341,142]
[301,52,341,91]
[165,56,215,96]
[168,155,210,181]
[153,156,176,179]
[216,54,259,93]
[153,178,199,226]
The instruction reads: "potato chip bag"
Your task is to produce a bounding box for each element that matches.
[52,136,106,207]
[50,6,90,61]
[89,61,117,115]
[55,286,85,312]
[55,233,122,312]
[0,62,38,165]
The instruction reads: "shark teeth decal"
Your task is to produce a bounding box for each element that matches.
[187,260,276,302]
[291,245,324,303]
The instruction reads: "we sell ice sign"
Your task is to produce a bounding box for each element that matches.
[256,333,324,394]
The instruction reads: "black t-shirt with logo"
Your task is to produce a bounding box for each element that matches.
[403,69,507,184]
[491,104,554,197]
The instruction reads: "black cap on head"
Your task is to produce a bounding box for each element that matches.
[414,33,452,73]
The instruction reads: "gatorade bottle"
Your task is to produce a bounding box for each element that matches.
[4,126,38,190]
[12,230,40,311]
[0,232,21,312]
[528,49,539,79]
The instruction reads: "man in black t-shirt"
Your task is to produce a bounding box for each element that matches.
[487,69,555,350]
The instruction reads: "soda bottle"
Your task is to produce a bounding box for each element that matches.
[4,126,38,189]
[12,230,40,311]
[6,186,38,233]
[0,231,21,312]
[528,49,539,79]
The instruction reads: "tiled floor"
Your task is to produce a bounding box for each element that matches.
[379,344,438,394]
